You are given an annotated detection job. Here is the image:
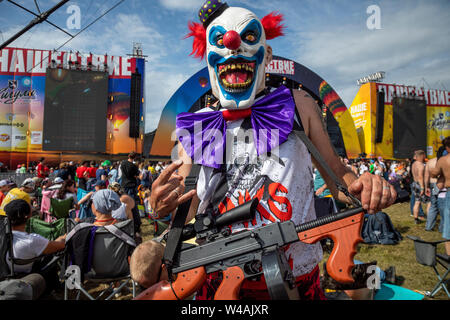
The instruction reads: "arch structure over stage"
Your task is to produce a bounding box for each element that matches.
[149,56,361,159]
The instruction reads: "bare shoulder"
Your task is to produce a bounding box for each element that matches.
[426,158,437,168]
[292,89,319,115]
[437,154,450,169]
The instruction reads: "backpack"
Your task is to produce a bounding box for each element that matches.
[362,212,403,245]
[86,178,97,192]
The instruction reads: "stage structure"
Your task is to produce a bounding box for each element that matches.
[149,55,361,160]
[0,45,146,168]
[350,83,450,159]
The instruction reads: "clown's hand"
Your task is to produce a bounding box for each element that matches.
[150,160,197,219]
[348,173,397,214]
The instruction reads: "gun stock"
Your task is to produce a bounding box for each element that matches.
[297,210,364,283]
[134,267,207,300]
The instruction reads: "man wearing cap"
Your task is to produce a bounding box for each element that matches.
[48,177,64,190]
[0,179,13,206]
[0,178,35,216]
[150,0,397,300]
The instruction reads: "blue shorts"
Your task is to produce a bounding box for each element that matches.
[443,191,450,239]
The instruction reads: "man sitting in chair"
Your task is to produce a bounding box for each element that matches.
[5,199,66,292]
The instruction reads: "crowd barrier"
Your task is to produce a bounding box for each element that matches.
[0,172,36,186]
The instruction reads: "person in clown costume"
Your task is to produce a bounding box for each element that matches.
[149,0,397,300]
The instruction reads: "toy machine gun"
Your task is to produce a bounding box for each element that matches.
[135,198,366,300]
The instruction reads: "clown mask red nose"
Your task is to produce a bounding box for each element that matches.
[223,30,241,51]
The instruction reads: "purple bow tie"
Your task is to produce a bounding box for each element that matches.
[176,85,295,169]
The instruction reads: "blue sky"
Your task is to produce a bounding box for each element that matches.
[1,0,449,133]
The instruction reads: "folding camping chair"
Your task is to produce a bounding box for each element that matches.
[49,197,75,220]
[63,219,137,300]
[407,236,450,298]
[0,216,63,282]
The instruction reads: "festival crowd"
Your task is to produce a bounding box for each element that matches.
[314,138,450,253]
[1,134,449,300]
[0,152,174,299]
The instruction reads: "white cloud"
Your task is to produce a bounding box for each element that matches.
[158,0,200,11]
[290,2,450,106]
[145,69,191,132]
[3,0,450,134]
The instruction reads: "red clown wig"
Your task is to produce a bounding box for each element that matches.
[186,11,285,60]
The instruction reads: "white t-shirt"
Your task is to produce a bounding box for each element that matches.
[195,105,322,278]
[7,231,49,274]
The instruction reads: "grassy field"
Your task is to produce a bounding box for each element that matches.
[350,202,448,300]
[59,201,449,300]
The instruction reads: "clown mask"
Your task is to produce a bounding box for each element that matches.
[207,7,271,110]
[187,3,284,110]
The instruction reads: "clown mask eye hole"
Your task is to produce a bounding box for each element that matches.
[215,33,224,47]
[243,31,258,44]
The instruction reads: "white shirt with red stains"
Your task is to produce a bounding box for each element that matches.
[195,107,323,278]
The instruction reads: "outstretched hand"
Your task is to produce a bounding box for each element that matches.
[348,172,397,214]
[150,160,197,219]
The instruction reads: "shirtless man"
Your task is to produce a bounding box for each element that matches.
[425,156,445,232]
[411,150,427,224]
[430,137,450,255]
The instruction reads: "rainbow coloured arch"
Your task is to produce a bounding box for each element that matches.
[149,56,361,159]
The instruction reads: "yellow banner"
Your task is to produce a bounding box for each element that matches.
[349,83,374,157]
[427,106,450,158]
